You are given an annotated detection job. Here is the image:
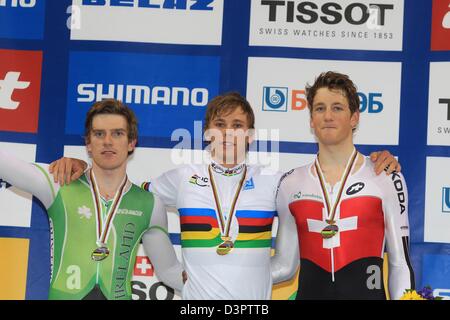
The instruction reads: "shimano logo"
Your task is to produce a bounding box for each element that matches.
[81,0,214,11]
[261,1,394,26]
[0,0,36,8]
[77,84,209,106]
[0,71,30,110]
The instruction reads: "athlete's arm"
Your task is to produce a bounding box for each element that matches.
[142,194,184,293]
[142,167,183,208]
[370,150,401,175]
[0,149,59,209]
[48,157,87,186]
[382,172,415,299]
[271,177,300,284]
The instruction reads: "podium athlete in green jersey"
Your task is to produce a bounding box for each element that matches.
[0,99,183,299]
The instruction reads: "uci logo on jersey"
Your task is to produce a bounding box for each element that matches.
[189,174,209,187]
[81,0,215,11]
[346,182,365,195]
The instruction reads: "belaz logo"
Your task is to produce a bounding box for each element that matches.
[346,182,365,195]
[81,0,214,10]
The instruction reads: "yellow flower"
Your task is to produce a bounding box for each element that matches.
[400,290,426,300]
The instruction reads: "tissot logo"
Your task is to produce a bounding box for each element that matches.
[261,1,394,26]
[346,182,365,195]
[250,0,403,50]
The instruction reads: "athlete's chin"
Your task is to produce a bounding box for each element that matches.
[93,159,126,171]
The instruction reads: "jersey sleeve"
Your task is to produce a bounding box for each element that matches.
[142,194,184,293]
[272,172,300,284]
[0,149,59,209]
[382,171,415,299]
[142,167,184,208]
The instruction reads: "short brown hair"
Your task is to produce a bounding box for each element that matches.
[305,71,360,115]
[84,99,138,154]
[204,92,255,131]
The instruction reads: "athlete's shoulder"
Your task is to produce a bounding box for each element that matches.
[249,165,283,180]
[276,163,312,197]
[279,163,311,185]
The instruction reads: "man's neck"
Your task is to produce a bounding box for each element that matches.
[317,143,355,169]
[211,154,246,169]
[91,164,127,200]
[316,142,358,187]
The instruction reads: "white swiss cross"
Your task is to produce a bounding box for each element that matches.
[137,258,153,275]
[307,207,358,249]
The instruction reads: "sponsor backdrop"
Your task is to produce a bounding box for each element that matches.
[0,0,449,300]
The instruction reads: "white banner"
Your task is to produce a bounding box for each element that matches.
[249,0,404,51]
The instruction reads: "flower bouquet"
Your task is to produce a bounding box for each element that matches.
[400,286,443,300]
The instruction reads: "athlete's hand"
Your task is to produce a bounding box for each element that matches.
[49,157,88,186]
[370,150,401,175]
[182,271,188,284]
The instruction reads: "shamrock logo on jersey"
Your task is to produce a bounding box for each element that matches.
[78,205,92,219]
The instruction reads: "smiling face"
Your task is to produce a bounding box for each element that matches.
[205,106,253,167]
[86,114,136,172]
[310,87,359,147]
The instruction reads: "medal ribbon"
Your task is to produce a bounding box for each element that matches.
[89,169,128,247]
[314,148,358,224]
[208,165,247,240]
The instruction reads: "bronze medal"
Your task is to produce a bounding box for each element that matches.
[91,246,110,261]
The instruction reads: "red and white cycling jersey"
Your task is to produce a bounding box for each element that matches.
[276,154,415,300]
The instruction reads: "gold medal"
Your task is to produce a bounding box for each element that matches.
[91,246,110,261]
[216,240,234,255]
[208,165,247,257]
